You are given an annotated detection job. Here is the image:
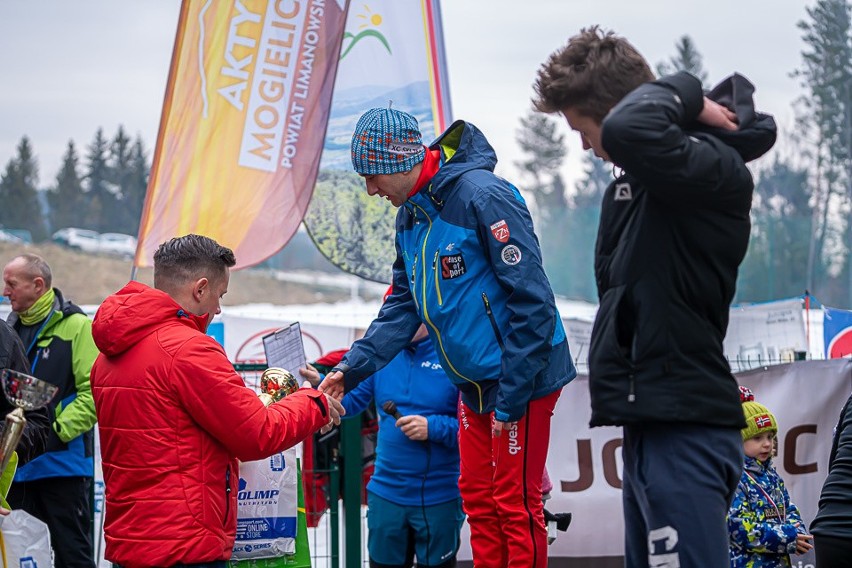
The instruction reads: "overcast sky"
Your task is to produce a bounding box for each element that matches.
[0,0,810,194]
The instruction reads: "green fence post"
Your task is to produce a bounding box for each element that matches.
[340,415,363,567]
[329,453,341,568]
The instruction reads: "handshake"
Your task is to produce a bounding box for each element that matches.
[258,367,344,434]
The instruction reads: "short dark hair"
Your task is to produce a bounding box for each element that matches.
[153,234,236,290]
[533,26,654,122]
[13,254,52,289]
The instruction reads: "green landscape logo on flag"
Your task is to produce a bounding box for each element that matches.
[340,5,391,59]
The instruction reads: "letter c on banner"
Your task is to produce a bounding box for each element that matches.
[602,439,623,489]
[784,424,818,474]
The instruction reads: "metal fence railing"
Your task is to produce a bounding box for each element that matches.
[235,364,368,567]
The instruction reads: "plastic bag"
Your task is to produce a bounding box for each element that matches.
[0,509,53,567]
[232,448,298,560]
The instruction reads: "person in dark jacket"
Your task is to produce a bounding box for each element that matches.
[3,253,99,568]
[321,107,576,567]
[0,319,50,472]
[534,26,777,567]
[810,390,852,566]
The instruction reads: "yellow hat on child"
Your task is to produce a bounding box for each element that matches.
[739,386,777,440]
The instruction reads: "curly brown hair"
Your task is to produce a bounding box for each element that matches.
[533,26,654,123]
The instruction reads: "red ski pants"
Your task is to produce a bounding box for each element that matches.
[458,389,560,568]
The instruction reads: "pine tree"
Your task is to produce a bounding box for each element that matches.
[0,136,46,241]
[656,35,709,86]
[737,158,812,302]
[514,110,569,222]
[121,136,150,236]
[514,109,571,294]
[81,128,114,232]
[573,157,610,208]
[566,156,611,300]
[794,0,852,304]
[105,126,133,233]
[48,140,86,235]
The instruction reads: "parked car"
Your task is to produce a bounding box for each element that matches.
[0,229,32,243]
[52,228,101,253]
[0,229,24,244]
[98,233,137,258]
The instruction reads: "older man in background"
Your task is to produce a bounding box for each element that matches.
[3,253,98,568]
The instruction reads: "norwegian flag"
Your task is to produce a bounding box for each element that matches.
[755,414,773,429]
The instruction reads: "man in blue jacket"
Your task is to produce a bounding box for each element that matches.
[321,107,576,567]
[342,320,462,568]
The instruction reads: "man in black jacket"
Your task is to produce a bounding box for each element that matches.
[534,27,776,567]
[0,320,50,474]
[811,389,852,565]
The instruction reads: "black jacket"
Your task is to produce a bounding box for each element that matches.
[588,72,776,427]
[0,320,50,465]
[811,389,852,537]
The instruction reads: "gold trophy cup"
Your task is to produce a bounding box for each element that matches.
[257,367,300,407]
[0,369,59,475]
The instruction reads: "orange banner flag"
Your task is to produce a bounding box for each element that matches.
[135,0,350,269]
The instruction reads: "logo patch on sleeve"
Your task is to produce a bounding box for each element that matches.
[490,220,510,243]
[441,254,467,279]
[614,183,633,201]
[500,245,522,266]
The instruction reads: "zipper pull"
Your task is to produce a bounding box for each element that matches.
[432,249,439,269]
[482,292,492,315]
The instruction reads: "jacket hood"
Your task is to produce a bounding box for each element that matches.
[428,120,498,194]
[92,281,209,357]
[695,73,777,163]
[744,455,773,475]
[53,288,84,319]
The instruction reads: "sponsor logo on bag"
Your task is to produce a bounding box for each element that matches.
[237,478,281,503]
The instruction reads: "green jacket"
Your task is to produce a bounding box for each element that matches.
[9,288,98,480]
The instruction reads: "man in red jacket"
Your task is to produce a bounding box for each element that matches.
[90,234,343,568]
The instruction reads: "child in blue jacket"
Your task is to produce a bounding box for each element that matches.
[727,387,813,567]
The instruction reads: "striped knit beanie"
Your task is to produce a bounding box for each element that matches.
[739,386,777,441]
[351,107,425,175]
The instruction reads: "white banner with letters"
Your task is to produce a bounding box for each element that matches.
[725,299,809,372]
[457,359,852,566]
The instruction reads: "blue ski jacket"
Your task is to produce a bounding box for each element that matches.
[341,337,459,506]
[341,120,576,422]
[728,456,807,567]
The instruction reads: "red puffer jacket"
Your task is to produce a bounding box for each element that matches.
[91,281,329,568]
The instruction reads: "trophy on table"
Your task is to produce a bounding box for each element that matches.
[0,369,59,475]
[257,367,300,407]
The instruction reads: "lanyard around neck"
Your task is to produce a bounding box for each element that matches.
[744,470,784,522]
[26,309,54,374]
